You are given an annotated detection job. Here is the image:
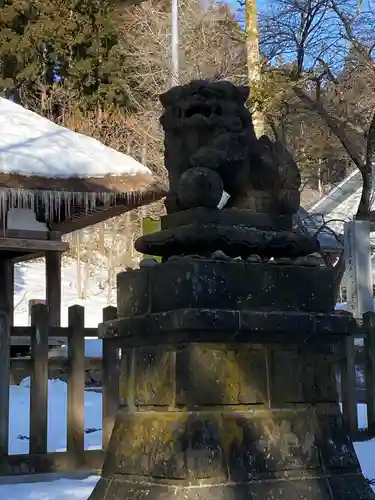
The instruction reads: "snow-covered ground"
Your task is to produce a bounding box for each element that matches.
[0,476,100,500]
[1,378,102,498]
[9,379,102,455]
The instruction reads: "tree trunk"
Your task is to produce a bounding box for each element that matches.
[246,0,264,138]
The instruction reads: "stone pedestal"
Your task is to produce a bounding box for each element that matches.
[89,259,374,500]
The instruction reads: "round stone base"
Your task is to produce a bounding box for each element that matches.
[135,223,319,259]
[89,474,375,500]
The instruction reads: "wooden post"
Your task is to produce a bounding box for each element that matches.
[46,251,62,326]
[102,306,119,450]
[0,312,10,456]
[340,337,358,439]
[67,305,85,455]
[0,259,14,325]
[30,304,49,454]
[364,311,375,436]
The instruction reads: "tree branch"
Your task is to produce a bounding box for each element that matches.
[292,85,364,169]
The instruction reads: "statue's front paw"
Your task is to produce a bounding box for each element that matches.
[177,167,224,210]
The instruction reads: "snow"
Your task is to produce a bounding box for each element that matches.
[0,377,103,498]
[0,476,100,500]
[8,208,49,231]
[9,379,102,455]
[15,259,112,329]
[14,258,108,355]
[0,97,151,179]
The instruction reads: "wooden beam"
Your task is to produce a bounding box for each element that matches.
[46,251,62,326]
[11,252,44,265]
[0,237,69,253]
[0,230,61,240]
[51,191,164,234]
[10,326,98,337]
[51,205,130,234]
[0,229,48,240]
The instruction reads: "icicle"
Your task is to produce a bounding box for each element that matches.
[0,190,6,232]
[0,187,146,227]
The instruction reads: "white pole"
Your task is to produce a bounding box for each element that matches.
[344,219,373,318]
[171,0,179,87]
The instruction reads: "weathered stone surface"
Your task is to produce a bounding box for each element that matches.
[134,348,174,406]
[185,415,226,480]
[223,411,320,480]
[114,260,335,317]
[118,350,130,407]
[135,223,319,259]
[152,308,240,333]
[270,350,337,404]
[100,407,363,481]
[318,414,361,471]
[89,476,335,500]
[99,309,352,348]
[117,270,149,317]
[102,412,188,479]
[161,207,293,231]
[176,344,267,406]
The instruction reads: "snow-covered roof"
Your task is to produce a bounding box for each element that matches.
[0,97,151,180]
[0,98,165,228]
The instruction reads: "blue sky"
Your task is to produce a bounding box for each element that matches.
[223,0,269,18]
[225,0,268,8]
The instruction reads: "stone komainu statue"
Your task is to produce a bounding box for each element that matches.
[159,80,301,216]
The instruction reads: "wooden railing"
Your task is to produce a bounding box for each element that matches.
[0,304,119,476]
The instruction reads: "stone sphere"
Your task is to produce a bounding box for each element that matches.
[177,167,223,209]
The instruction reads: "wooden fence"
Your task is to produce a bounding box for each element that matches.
[0,304,119,476]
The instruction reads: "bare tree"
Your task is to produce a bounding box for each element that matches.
[259,0,375,209]
[256,0,375,297]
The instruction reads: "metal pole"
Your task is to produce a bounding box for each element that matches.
[171,0,179,87]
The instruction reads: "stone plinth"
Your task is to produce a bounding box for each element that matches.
[89,259,374,500]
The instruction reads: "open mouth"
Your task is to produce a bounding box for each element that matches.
[184,103,222,118]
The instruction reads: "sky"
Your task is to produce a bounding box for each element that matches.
[223,0,269,19]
